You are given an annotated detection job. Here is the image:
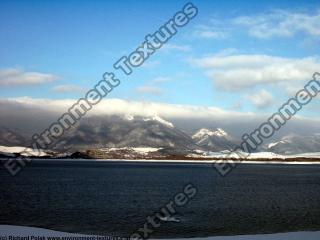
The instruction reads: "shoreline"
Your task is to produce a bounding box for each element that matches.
[2,158,320,165]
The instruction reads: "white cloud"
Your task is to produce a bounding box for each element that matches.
[233,10,320,39]
[191,54,320,91]
[151,76,171,84]
[194,30,226,39]
[245,90,274,109]
[161,44,191,52]
[192,23,227,39]
[0,68,58,86]
[213,48,239,57]
[193,10,320,41]
[2,97,256,120]
[2,97,320,138]
[52,85,86,93]
[136,86,163,95]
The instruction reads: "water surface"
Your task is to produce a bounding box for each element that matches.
[1,160,320,238]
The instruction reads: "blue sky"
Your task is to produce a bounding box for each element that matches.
[1,0,320,117]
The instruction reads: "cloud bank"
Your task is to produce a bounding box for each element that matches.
[245,90,274,109]
[194,9,320,40]
[0,68,58,86]
[0,97,319,139]
[191,54,320,91]
[233,10,320,39]
[52,85,86,93]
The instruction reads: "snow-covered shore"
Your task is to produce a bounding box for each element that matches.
[13,158,320,165]
[0,146,49,157]
[1,225,320,240]
[1,145,320,165]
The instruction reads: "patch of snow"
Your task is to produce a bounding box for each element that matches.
[101,147,161,154]
[281,135,293,143]
[293,152,320,158]
[124,114,134,121]
[194,149,206,154]
[248,152,320,159]
[188,150,242,159]
[103,147,129,151]
[216,128,228,137]
[248,152,285,159]
[1,225,320,239]
[132,147,161,153]
[193,128,228,139]
[0,145,48,157]
[190,150,320,160]
[268,142,278,149]
[143,115,174,128]
[268,140,286,149]
[195,150,245,159]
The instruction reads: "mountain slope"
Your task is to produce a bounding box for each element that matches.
[192,128,238,151]
[267,134,320,154]
[57,115,198,151]
[2,114,320,155]
[0,127,29,147]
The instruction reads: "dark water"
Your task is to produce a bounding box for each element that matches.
[1,160,320,238]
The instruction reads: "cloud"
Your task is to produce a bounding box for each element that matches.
[0,68,58,86]
[151,76,171,84]
[191,54,320,91]
[161,44,191,52]
[195,30,226,39]
[245,90,274,109]
[233,10,320,39]
[52,84,87,93]
[194,30,227,39]
[135,86,163,95]
[192,24,227,39]
[213,48,239,57]
[1,97,320,138]
[1,97,250,120]
[194,10,320,41]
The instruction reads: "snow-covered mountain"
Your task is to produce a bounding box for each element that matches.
[54,115,198,151]
[0,127,29,147]
[266,134,320,154]
[192,128,228,139]
[143,115,174,128]
[1,114,320,155]
[192,128,238,151]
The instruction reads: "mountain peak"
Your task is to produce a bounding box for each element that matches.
[192,128,228,139]
[143,115,174,128]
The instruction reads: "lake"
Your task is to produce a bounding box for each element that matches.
[1,160,320,238]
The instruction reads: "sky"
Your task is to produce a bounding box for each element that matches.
[1,0,320,119]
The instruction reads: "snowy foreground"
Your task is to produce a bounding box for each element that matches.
[1,225,320,240]
[1,144,320,163]
[0,146,49,157]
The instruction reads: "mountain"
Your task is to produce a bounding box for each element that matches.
[1,114,320,155]
[192,128,238,151]
[56,115,198,151]
[0,127,29,147]
[267,134,320,154]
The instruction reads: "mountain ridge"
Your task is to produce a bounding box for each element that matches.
[0,114,319,155]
